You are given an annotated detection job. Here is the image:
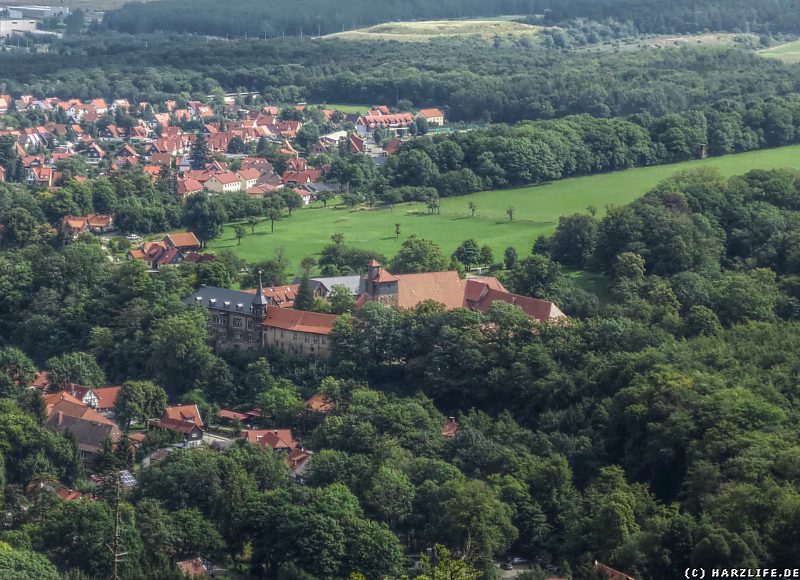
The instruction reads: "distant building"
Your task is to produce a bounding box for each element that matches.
[184,275,336,356]
[5,5,69,19]
[417,108,446,126]
[357,261,566,322]
[0,18,36,37]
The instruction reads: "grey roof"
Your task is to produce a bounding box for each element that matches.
[183,285,256,311]
[307,275,364,295]
[47,415,120,453]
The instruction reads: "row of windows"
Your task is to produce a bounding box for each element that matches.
[212,315,254,330]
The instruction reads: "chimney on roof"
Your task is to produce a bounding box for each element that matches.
[57,411,63,425]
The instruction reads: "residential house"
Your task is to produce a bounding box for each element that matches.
[355,112,415,137]
[442,417,458,437]
[26,166,60,188]
[147,404,204,447]
[85,143,106,165]
[293,187,315,206]
[237,168,261,190]
[90,98,108,114]
[281,169,322,187]
[417,108,446,126]
[163,404,204,427]
[177,178,204,198]
[86,213,114,233]
[147,417,204,447]
[44,392,121,463]
[244,428,299,452]
[62,214,114,236]
[164,232,201,252]
[204,171,242,193]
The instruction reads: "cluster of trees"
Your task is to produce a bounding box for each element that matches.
[544,0,800,36]
[3,30,800,125]
[104,0,537,37]
[382,96,800,195]
[3,163,800,576]
[101,0,800,39]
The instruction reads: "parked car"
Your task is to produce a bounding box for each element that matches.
[500,562,513,570]
[510,557,528,565]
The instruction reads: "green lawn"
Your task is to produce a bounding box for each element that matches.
[759,40,800,63]
[309,103,369,114]
[208,145,800,274]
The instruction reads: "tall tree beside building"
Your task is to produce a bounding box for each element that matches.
[294,273,315,311]
[190,133,211,169]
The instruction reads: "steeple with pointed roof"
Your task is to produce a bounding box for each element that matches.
[251,270,269,318]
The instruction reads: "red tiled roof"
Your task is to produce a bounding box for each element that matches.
[165,232,200,249]
[93,387,121,412]
[469,287,565,323]
[208,171,240,185]
[149,417,202,434]
[442,417,458,437]
[86,213,112,228]
[163,404,203,427]
[177,178,204,196]
[262,308,337,335]
[31,370,49,389]
[244,428,298,451]
[219,409,249,422]
[395,271,466,310]
[56,488,87,501]
[237,168,261,180]
[418,108,445,119]
[306,394,334,413]
[287,447,312,471]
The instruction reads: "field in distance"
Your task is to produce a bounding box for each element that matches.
[0,0,152,9]
[760,40,800,63]
[209,145,800,272]
[326,19,541,42]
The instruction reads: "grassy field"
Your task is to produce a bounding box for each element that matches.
[208,145,800,274]
[310,103,369,114]
[327,19,541,42]
[760,40,800,63]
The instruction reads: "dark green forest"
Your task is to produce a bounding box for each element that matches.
[3,163,800,578]
[1,36,799,125]
[102,0,800,38]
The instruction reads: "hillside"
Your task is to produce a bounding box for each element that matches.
[209,145,800,271]
[326,19,542,43]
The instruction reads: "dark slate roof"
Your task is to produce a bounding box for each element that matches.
[183,285,256,311]
[301,275,364,295]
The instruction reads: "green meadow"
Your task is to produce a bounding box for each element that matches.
[310,103,369,114]
[760,40,800,63]
[208,145,800,273]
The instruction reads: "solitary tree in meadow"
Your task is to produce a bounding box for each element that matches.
[247,216,259,234]
[468,201,477,217]
[234,225,246,245]
[507,206,515,221]
[395,223,401,238]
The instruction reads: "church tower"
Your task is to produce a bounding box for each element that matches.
[251,270,269,320]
